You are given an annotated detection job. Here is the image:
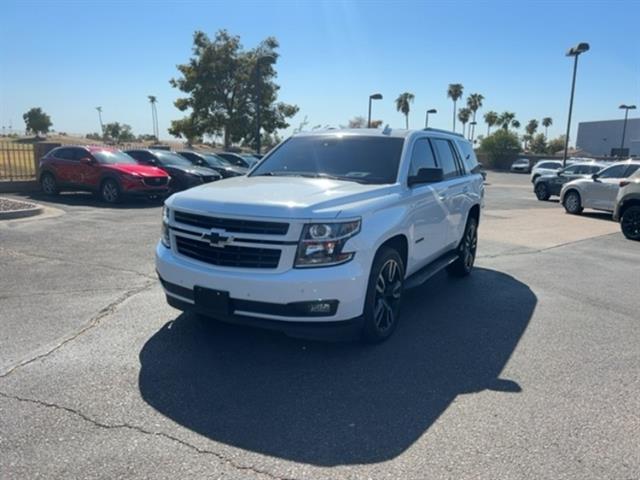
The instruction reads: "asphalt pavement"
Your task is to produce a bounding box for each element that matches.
[0,172,638,479]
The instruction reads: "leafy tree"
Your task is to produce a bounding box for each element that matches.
[522,134,533,150]
[292,115,309,134]
[529,133,548,154]
[542,117,553,138]
[447,84,464,132]
[466,93,484,140]
[86,132,103,141]
[168,115,203,146]
[479,129,521,169]
[498,112,516,131]
[511,119,520,130]
[103,122,135,143]
[348,116,367,128]
[547,135,566,154]
[170,29,298,149]
[23,107,52,137]
[370,119,383,128]
[457,107,471,137]
[484,111,498,136]
[525,119,538,136]
[395,92,415,129]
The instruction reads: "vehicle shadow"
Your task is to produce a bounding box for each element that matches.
[18,192,163,209]
[138,267,536,466]
[580,211,615,222]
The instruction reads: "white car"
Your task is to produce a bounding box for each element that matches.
[156,128,484,342]
[510,158,531,173]
[560,160,640,214]
[530,160,563,183]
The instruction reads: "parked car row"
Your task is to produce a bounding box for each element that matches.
[530,158,640,241]
[38,145,261,204]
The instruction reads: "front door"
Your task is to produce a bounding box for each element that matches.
[584,164,628,210]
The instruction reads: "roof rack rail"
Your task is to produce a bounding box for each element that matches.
[422,127,465,138]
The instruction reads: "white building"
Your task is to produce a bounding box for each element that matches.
[576,118,640,156]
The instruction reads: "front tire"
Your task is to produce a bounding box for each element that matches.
[620,205,640,241]
[100,178,122,204]
[534,182,550,201]
[447,216,478,277]
[361,248,404,343]
[563,190,583,214]
[40,172,58,195]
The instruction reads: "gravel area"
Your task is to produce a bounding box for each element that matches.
[0,197,38,212]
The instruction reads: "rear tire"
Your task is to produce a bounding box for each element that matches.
[361,248,404,344]
[40,172,58,195]
[534,182,550,201]
[100,178,122,204]
[563,190,583,214]
[447,216,478,277]
[620,205,640,241]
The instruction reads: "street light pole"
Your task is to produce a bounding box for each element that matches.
[425,108,437,128]
[255,55,276,154]
[562,42,589,167]
[368,93,383,128]
[95,107,104,138]
[469,121,477,142]
[619,104,636,157]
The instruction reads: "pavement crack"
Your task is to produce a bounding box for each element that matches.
[0,280,156,378]
[0,390,299,480]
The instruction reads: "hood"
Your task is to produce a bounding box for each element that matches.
[105,164,168,177]
[167,175,396,219]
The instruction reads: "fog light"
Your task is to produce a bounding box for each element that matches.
[291,300,338,316]
[308,302,333,314]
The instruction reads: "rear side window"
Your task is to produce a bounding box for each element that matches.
[431,138,459,180]
[53,148,74,160]
[455,139,479,174]
[408,138,437,176]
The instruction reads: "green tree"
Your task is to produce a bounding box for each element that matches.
[484,110,498,136]
[542,117,553,138]
[447,83,464,132]
[103,122,135,143]
[547,135,566,154]
[525,119,538,136]
[458,107,471,137]
[498,112,516,131]
[348,116,367,128]
[479,129,521,169]
[529,133,548,154]
[395,92,415,129]
[170,29,298,149]
[23,107,52,137]
[168,115,203,146]
[466,93,484,140]
[522,134,533,150]
[511,119,520,130]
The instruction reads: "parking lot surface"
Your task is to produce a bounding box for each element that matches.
[1,172,638,479]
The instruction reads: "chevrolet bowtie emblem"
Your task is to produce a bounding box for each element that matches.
[201,230,234,247]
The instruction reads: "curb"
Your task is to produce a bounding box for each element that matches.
[0,202,45,220]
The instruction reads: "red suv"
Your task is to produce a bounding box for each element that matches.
[39,146,170,203]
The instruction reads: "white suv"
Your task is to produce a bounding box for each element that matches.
[560,160,640,215]
[156,128,484,342]
[613,168,640,240]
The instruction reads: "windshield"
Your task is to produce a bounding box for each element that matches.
[93,150,137,165]
[202,154,230,168]
[251,135,404,184]
[154,151,194,167]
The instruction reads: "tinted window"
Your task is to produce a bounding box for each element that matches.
[409,138,437,177]
[251,136,404,184]
[127,150,155,164]
[218,153,248,167]
[93,150,137,165]
[178,152,201,164]
[599,165,628,179]
[54,147,75,160]
[431,138,459,179]
[455,139,479,174]
[562,165,580,174]
[154,151,193,167]
[625,164,640,177]
[538,162,561,169]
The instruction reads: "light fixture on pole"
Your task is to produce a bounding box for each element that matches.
[562,42,590,167]
[619,104,636,157]
[425,108,437,128]
[368,93,383,128]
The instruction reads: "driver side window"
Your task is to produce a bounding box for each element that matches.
[408,138,437,177]
[598,165,627,179]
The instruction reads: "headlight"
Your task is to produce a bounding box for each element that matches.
[161,206,170,248]
[295,220,360,267]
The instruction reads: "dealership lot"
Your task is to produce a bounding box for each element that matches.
[0,172,638,479]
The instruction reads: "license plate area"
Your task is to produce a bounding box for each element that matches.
[194,286,230,315]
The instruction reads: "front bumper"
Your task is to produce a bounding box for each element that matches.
[155,242,370,324]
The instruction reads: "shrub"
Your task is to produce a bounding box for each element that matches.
[478,129,521,169]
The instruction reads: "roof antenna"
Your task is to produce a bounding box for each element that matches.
[382,124,392,136]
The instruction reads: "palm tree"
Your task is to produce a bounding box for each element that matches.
[466,93,484,141]
[484,111,498,136]
[525,119,538,137]
[511,119,520,130]
[447,84,464,132]
[395,92,415,129]
[148,95,158,140]
[542,117,553,138]
[458,107,471,137]
[498,112,516,131]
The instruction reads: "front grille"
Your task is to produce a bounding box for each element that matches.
[174,211,289,235]
[144,177,168,186]
[176,236,281,269]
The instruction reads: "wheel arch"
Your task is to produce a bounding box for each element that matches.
[375,234,408,273]
[620,196,640,217]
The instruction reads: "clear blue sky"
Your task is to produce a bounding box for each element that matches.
[1,0,638,143]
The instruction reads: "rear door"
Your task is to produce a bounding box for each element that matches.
[52,147,77,185]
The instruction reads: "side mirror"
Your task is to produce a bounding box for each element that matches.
[557,170,563,176]
[592,173,600,181]
[80,157,95,165]
[408,167,444,187]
